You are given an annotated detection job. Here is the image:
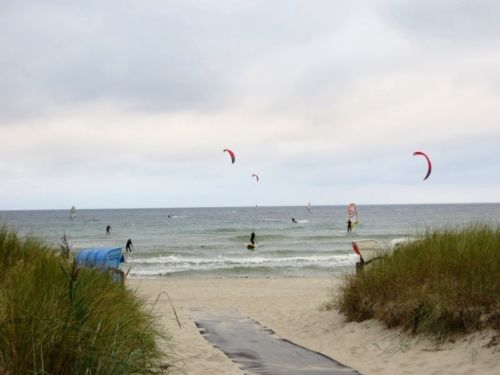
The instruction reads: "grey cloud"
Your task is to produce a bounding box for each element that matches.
[3,0,498,126]
[0,0,358,122]
[2,0,499,116]
[382,0,500,43]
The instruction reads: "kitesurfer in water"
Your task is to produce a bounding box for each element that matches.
[347,219,352,232]
[250,232,256,245]
[106,224,111,235]
[291,217,298,224]
[126,238,133,253]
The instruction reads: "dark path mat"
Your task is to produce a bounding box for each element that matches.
[194,311,360,375]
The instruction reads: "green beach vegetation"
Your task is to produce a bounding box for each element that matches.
[0,226,167,374]
[336,224,500,342]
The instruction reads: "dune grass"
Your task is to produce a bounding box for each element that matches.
[335,223,500,342]
[0,226,167,374]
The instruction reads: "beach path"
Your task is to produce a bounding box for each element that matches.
[195,309,360,375]
[130,277,499,375]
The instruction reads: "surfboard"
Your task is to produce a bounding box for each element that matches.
[246,243,256,250]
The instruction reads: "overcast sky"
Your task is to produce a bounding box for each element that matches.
[1,0,499,209]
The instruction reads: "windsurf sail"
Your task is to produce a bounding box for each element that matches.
[69,206,77,220]
[347,203,359,225]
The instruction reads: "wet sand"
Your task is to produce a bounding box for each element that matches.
[129,277,499,375]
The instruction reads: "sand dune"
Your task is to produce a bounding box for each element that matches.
[129,277,499,375]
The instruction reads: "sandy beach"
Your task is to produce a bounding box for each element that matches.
[129,277,499,375]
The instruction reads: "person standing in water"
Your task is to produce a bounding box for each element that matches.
[250,232,256,245]
[126,238,133,253]
[106,224,111,235]
[347,219,352,232]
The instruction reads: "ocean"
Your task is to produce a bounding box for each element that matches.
[1,204,498,278]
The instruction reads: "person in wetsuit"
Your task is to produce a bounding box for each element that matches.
[291,217,298,223]
[250,231,256,245]
[347,219,352,232]
[126,238,133,253]
[106,224,111,235]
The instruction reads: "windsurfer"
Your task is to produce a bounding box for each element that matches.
[106,224,111,235]
[347,219,352,232]
[250,232,256,245]
[291,217,298,224]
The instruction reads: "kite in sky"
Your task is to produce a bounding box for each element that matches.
[413,151,432,180]
[223,149,235,164]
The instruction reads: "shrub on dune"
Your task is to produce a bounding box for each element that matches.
[335,224,500,341]
[0,226,166,374]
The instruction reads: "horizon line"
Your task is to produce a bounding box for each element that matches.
[1,201,499,212]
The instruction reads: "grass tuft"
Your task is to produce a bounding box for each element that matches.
[0,225,167,374]
[335,223,500,342]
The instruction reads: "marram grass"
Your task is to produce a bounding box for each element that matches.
[335,223,500,342]
[0,226,167,374]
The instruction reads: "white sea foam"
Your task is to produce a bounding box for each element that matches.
[125,254,358,276]
[127,254,355,265]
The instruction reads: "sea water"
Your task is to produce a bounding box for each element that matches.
[1,204,499,278]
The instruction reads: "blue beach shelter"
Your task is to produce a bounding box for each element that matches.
[76,247,124,282]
